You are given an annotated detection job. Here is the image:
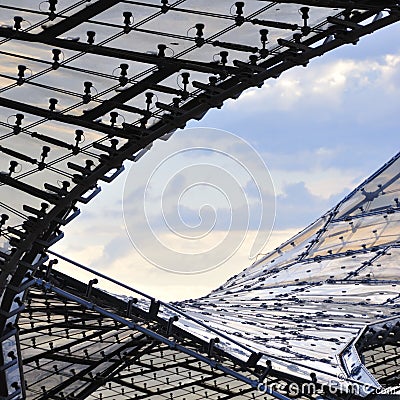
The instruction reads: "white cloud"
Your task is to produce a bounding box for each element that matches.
[272,166,359,199]
[54,226,299,301]
[226,52,400,113]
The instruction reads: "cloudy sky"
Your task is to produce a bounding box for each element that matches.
[53,21,400,301]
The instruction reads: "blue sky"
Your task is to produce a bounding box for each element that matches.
[187,22,400,226]
[54,21,400,301]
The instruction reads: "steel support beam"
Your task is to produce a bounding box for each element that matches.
[0,28,239,76]
[38,0,122,38]
[0,96,140,138]
[263,0,399,10]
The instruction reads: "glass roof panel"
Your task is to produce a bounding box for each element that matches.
[0,1,399,399]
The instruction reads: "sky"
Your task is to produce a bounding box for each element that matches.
[53,20,400,301]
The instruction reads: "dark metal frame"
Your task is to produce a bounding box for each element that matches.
[0,1,399,398]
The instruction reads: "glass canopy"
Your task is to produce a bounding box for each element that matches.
[0,1,399,399]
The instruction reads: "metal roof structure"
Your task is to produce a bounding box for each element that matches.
[0,1,399,399]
